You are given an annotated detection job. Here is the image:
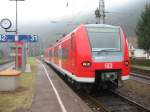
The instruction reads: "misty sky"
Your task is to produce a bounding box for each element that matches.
[0,0,149,49]
[0,0,144,23]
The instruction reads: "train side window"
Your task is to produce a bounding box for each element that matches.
[54,48,58,57]
[48,51,51,57]
[58,49,62,59]
[54,50,56,57]
[62,48,68,60]
[52,49,54,57]
[71,33,74,50]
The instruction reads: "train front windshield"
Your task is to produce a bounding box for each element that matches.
[86,27,121,52]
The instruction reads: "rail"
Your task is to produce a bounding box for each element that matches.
[131,72,150,80]
[79,90,150,112]
[0,62,14,71]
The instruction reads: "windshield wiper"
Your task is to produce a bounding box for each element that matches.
[92,48,120,52]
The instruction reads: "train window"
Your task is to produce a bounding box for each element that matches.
[54,50,56,57]
[62,48,68,60]
[48,51,52,57]
[58,49,62,58]
[87,27,121,52]
[54,49,58,57]
[52,49,54,57]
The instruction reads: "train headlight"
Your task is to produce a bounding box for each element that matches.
[82,61,91,67]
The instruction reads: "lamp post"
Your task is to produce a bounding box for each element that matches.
[9,0,25,34]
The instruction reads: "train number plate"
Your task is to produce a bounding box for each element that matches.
[105,63,113,69]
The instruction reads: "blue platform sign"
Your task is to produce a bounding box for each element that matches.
[0,34,38,42]
[19,35,38,42]
[0,35,15,42]
[29,35,38,42]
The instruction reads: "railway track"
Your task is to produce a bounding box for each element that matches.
[46,63,150,112]
[131,72,150,80]
[130,72,150,84]
[79,90,150,112]
[0,62,14,71]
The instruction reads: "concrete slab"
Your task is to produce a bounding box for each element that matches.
[0,70,21,91]
[30,61,92,112]
[0,76,20,91]
[25,64,31,72]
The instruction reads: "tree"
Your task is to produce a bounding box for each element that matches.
[136,4,150,59]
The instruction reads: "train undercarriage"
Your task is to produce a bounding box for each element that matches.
[65,70,123,93]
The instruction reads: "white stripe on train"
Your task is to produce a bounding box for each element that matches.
[45,59,130,82]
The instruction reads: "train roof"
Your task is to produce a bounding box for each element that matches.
[85,24,120,29]
[48,24,121,48]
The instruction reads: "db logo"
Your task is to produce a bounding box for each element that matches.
[105,63,112,69]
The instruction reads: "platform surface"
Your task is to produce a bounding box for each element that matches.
[30,61,91,112]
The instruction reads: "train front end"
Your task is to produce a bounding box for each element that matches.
[74,24,130,88]
[85,24,130,87]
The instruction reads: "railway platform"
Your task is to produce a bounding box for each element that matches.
[30,61,91,112]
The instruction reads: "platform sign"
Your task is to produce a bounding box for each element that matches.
[19,35,38,42]
[0,35,15,42]
[29,35,38,42]
[0,34,38,42]
[0,35,7,42]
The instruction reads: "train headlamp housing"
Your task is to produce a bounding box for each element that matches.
[82,61,91,67]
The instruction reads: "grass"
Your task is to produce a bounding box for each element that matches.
[131,58,150,67]
[0,57,37,112]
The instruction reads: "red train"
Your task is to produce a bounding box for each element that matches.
[44,24,130,89]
